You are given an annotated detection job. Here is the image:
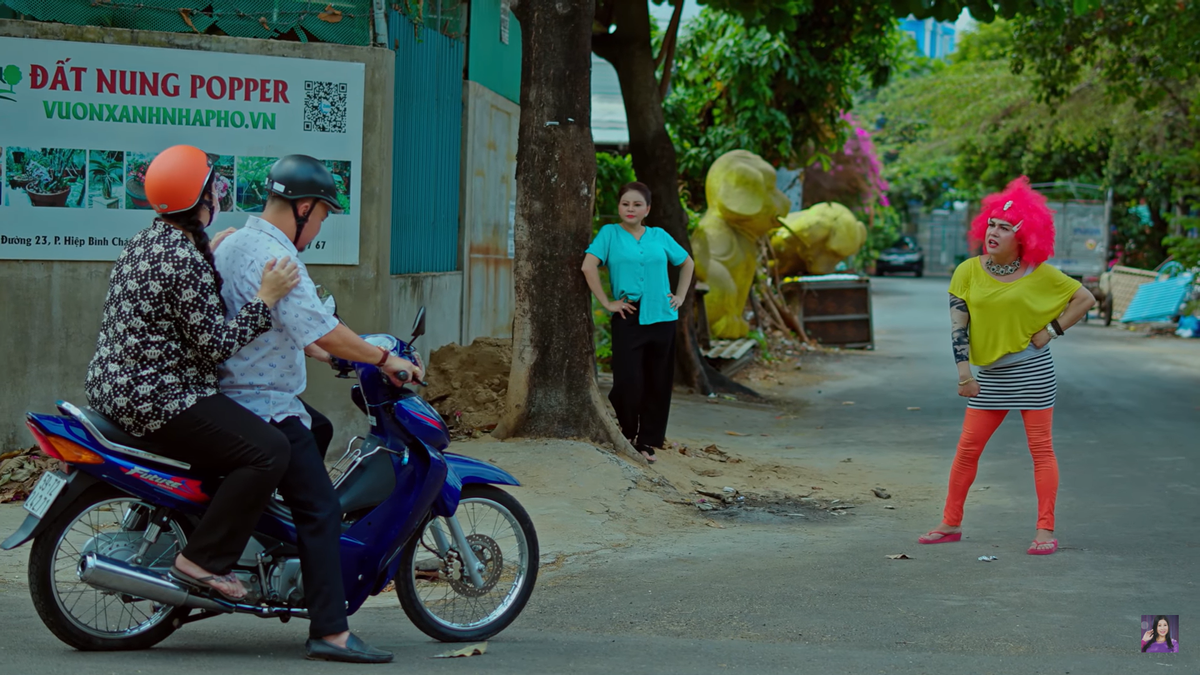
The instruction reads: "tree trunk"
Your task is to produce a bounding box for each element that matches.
[496,0,639,461]
[594,0,756,398]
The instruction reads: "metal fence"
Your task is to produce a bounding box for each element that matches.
[914,207,971,276]
[1,0,374,45]
[388,8,463,275]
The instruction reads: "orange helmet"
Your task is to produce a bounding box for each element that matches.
[144,145,214,215]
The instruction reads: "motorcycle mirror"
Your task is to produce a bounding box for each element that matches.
[315,285,337,318]
[412,307,427,341]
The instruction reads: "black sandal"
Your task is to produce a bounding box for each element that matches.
[637,444,658,463]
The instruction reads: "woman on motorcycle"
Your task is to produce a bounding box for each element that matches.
[85,145,299,600]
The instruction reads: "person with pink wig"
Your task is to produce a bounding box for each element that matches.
[918,176,1095,555]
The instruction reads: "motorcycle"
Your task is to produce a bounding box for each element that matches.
[2,306,538,651]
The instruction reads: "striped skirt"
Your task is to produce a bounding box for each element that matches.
[968,349,1057,411]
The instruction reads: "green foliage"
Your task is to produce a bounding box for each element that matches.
[591,267,614,370]
[236,157,278,211]
[1164,218,1200,271]
[88,152,124,200]
[747,328,773,361]
[23,148,84,194]
[861,20,1127,209]
[665,3,905,210]
[857,204,904,269]
[594,152,636,233]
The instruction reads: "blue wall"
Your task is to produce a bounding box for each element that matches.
[467,0,521,104]
[389,10,465,275]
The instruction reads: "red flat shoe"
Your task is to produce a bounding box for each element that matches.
[918,530,962,544]
[1027,539,1058,555]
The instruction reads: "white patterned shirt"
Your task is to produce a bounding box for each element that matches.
[214,217,339,429]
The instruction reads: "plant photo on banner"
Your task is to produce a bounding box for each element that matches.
[323,159,353,215]
[4,147,86,208]
[87,151,125,210]
[235,156,279,213]
[123,152,156,211]
[207,154,236,213]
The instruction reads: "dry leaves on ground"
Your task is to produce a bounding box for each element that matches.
[0,447,57,504]
[433,643,487,659]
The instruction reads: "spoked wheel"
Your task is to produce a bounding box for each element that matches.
[397,485,538,642]
[28,487,190,650]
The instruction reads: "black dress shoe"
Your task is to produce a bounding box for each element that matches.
[305,633,394,663]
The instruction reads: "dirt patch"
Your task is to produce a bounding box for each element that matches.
[424,338,512,430]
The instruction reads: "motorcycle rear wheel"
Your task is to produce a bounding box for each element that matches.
[396,485,538,642]
[28,486,190,651]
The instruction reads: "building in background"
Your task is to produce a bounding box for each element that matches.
[899,16,957,59]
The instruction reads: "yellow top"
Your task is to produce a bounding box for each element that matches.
[949,258,1082,367]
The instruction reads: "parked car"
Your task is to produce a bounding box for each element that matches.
[875,236,924,276]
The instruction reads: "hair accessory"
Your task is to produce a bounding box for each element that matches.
[968,176,1057,265]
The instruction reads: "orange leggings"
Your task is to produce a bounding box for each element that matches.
[942,408,1058,531]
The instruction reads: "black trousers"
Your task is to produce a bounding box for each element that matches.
[272,407,350,639]
[145,394,290,575]
[302,399,334,461]
[609,315,677,451]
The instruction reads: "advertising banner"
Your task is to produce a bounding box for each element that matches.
[0,37,364,264]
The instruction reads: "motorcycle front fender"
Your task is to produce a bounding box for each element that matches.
[430,453,520,518]
[444,452,520,488]
[1,470,104,550]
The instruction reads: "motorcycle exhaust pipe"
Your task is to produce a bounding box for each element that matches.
[77,554,230,613]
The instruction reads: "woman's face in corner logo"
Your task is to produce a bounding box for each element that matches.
[1157,618,1171,638]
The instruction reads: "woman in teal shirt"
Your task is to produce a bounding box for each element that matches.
[582,182,695,463]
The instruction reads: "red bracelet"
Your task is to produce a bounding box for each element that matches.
[375,346,390,367]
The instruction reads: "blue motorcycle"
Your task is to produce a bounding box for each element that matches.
[2,307,538,651]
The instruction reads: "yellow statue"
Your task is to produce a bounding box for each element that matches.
[770,202,867,277]
[691,150,791,339]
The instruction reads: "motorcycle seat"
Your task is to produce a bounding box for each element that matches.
[57,401,192,470]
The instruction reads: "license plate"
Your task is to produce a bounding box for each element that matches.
[23,471,68,519]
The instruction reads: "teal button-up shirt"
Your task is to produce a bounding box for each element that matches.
[586,224,689,325]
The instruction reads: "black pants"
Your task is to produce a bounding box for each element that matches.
[145,394,290,575]
[272,409,350,639]
[609,315,677,451]
[303,399,334,461]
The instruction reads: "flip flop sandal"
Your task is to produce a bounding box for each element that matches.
[918,530,962,544]
[636,444,658,463]
[1026,539,1058,555]
[170,565,247,601]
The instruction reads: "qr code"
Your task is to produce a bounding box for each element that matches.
[303,81,348,133]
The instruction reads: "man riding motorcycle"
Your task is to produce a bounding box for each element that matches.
[213,155,421,663]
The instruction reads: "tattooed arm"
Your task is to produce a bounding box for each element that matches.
[950,293,977,395]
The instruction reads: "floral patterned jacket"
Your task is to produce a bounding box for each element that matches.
[85,220,272,436]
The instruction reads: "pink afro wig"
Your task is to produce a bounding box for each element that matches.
[969,176,1057,265]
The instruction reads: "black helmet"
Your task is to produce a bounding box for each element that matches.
[265,155,343,247]
[266,155,343,213]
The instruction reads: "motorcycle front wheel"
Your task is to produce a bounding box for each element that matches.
[28,486,190,651]
[396,485,539,642]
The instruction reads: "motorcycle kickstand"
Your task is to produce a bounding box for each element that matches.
[443,516,486,589]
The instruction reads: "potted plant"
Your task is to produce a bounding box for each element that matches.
[89,153,124,209]
[126,159,151,209]
[7,150,31,190]
[25,149,79,208]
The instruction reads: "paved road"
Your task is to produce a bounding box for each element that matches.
[1,276,1197,673]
